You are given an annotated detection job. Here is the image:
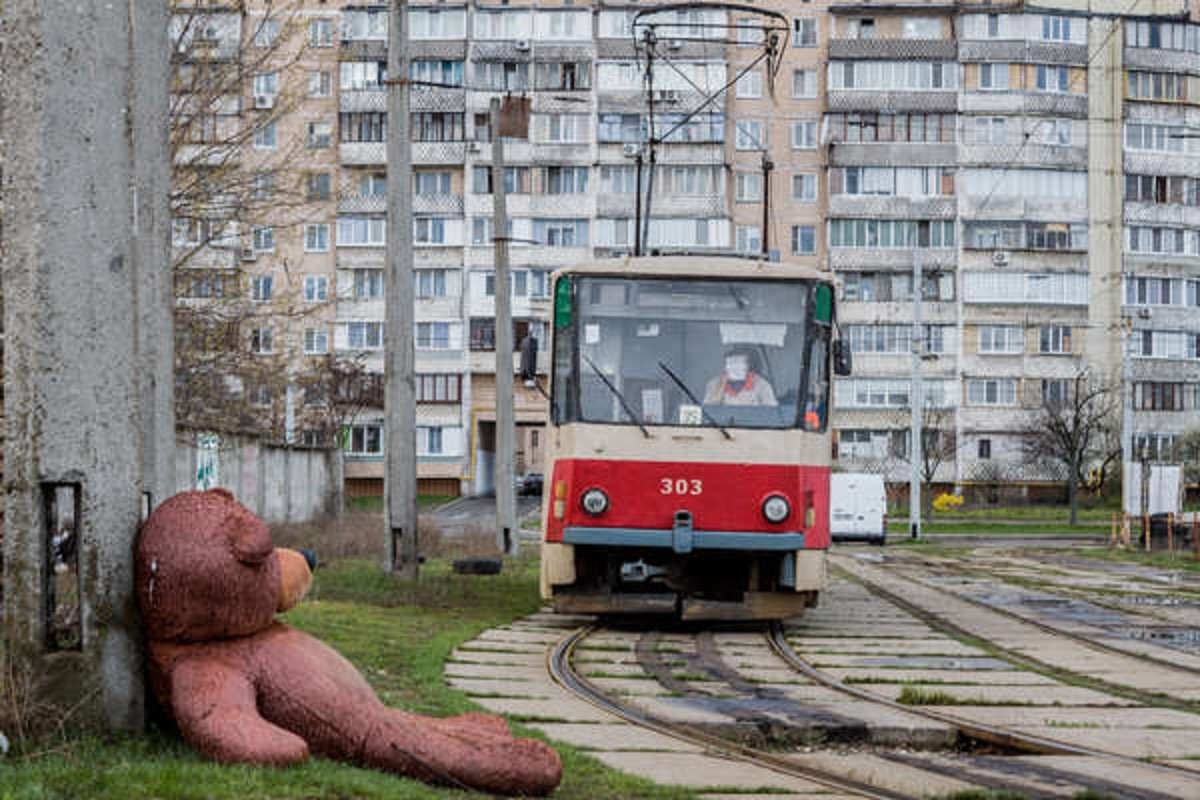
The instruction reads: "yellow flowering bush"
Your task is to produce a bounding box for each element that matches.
[932,493,964,513]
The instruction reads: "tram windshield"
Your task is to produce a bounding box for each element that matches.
[553,276,829,431]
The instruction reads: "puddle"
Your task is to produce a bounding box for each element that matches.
[844,655,1011,670]
[1114,626,1200,654]
[1110,594,1200,608]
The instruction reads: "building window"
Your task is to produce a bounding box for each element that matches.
[409,8,467,40]
[310,18,334,47]
[736,120,764,150]
[1041,15,1071,42]
[252,226,274,252]
[1134,382,1188,411]
[303,275,328,302]
[967,378,1018,406]
[1127,71,1188,102]
[736,70,764,98]
[792,69,818,98]
[253,121,277,149]
[340,60,387,90]
[978,438,992,459]
[1039,325,1072,354]
[735,173,763,202]
[344,424,383,455]
[790,120,817,149]
[411,112,465,142]
[354,268,384,299]
[414,217,447,245]
[304,224,329,253]
[250,275,273,303]
[793,18,817,47]
[253,19,281,48]
[414,171,452,195]
[253,71,278,99]
[250,327,273,354]
[416,269,448,298]
[533,219,588,247]
[829,219,956,249]
[1035,64,1071,93]
[792,173,818,201]
[417,321,453,350]
[307,172,331,200]
[541,166,589,194]
[417,374,461,403]
[340,112,386,143]
[536,114,588,144]
[347,322,385,350]
[359,173,387,197]
[304,328,329,355]
[736,225,761,254]
[337,216,386,247]
[1042,379,1071,408]
[307,70,331,98]
[410,59,465,88]
[979,63,1010,90]
[792,225,816,255]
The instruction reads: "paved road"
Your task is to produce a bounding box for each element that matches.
[427,493,541,539]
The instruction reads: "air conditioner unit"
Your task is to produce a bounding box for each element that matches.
[515,39,531,51]
[654,89,680,104]
[1137,308,1153,319]
[992,251,1010,266]
[254,94,275,110]
[241,247,258,262]
[622,142,642,158]
[467,141,483,153]
[667,39,683,50]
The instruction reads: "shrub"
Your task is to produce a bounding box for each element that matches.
[932,493,964,513]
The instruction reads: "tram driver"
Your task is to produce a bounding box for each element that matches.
[703,346,777,406]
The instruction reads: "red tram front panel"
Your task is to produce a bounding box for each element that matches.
[544,459,831,547]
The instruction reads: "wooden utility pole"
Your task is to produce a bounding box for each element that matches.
[386,0,418,578]
[491,97,517,556]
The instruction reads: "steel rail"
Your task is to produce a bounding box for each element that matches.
[887,559,1200,679]
[798,569,1200,778]
[546,625,908,800]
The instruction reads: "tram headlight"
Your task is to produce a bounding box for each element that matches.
[581,488,609,516]
[762,495,791,524]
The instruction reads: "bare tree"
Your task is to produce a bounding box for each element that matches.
[1172,428,1200,491]
[887,403,959,516]
[169,2,361,447]
[1022,372,1120,526]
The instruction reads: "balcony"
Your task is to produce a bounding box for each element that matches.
[530,194,594,218]
[959,41,1086,65]
[828,38,957,60]
[828,196,956,219]
[414,193,465,216]
[411,86,466,113]
[340,89,386,113]
[958,196,1086,221]
[829,248,957,271]
[1124,48,1200,75]
[340,141,386,166]
[1124,202,1200,228]
[414,142,467,164]
[826,90,957,113]
[828,143,957,167]
[338,193,387,215]
[959,143,1087,170]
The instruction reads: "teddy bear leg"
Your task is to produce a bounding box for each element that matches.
[359,709,562,797]
[172,658,309,766]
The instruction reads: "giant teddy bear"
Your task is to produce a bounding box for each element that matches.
[136,489,562,796]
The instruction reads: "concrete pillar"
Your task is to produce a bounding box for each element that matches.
[1,1,173,733]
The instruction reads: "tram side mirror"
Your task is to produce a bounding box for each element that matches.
[833,340,853,376]
[519,335,539,383]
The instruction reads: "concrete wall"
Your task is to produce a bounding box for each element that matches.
[175,430,343,524]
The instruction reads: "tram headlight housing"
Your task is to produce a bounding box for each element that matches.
[581,488,609,516]
[762,494,791,524]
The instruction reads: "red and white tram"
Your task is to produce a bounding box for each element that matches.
[531,257,850,620]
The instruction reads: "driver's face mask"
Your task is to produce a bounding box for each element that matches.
[725,355,749,381]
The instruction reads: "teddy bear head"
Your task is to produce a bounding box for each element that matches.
[136,489,311,643]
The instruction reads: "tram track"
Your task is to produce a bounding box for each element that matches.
[547,621,1200,798]
[547,624,909,800]
[835,556,1200,714]
[889,556,1200,678]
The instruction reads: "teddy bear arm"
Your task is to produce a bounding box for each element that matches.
[171,657,309,766]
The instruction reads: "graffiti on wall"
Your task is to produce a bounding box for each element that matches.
[196,433,220,490]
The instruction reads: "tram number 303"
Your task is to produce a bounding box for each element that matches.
[660,478,703,496]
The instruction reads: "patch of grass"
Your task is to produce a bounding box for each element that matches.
[895,504,1115,523]
[0,556,696,800]
[1043,719,1103,729]
[671,672,710,683]
[887,521,1107,536]
[346,495,453,513]
[941,791,1028,800]
[896,686,966,706]
[1074,546,1200,574]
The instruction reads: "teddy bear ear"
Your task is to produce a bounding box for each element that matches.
[208,488,236,503]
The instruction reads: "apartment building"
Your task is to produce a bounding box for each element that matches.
[175,1,1200,499]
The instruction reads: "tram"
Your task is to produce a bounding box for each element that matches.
[526,256,850,620]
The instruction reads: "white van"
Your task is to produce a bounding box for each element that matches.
[830,473,887,545]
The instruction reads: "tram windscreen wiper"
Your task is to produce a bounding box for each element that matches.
[582,353,650,438]
[657,361,732,440]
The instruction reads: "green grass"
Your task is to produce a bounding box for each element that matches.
[1073,546,1200,574]
[345,495,454,514]
[0,556,695,800]
[896,686,966,705]
[894,504,1117,522]
[887,521,1108,536]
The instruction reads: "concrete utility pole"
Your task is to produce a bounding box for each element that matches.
[1120,318,1134,505]
[386,0,419,578]
[910,249,924,540]
[1,0,173,733]
[491,98,517,556]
